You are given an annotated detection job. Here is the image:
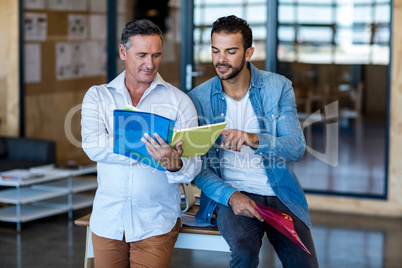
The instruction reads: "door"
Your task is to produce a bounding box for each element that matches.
[180,0,272,91]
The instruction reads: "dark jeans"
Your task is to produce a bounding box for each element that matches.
[216,193,319,268]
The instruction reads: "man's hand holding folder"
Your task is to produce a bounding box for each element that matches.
[141,133,184,172]
[113,108,227,170]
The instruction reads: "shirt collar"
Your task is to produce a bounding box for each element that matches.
[107,71,126,93]
[211,62,264,96]
[248,62,264,89]
[148,73,170,91]
[107,71,169,94]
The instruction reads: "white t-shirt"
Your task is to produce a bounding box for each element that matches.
[221,90,276,196]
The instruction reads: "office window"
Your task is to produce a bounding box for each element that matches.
[194,0,267,62]
[278,0,391,65]
[280,0,392,198]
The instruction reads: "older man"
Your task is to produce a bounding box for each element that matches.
[81,19,200,267]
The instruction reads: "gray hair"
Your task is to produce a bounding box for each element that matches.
[120,19,163,52]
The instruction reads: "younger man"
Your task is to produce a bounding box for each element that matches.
[189,15,319,267]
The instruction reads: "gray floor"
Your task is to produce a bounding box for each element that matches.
[0,207,401,268]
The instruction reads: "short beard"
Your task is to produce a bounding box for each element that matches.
[214,55,246,81]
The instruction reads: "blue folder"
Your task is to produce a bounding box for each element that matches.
[113,110,175,170]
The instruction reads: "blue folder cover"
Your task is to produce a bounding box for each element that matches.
[113,110,175,170]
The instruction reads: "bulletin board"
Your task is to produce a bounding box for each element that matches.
[22,0,131,163]
[23,0,114,95]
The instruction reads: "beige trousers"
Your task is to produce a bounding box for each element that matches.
[92,218,180,268]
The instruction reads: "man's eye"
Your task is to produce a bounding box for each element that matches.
[138,54,146,57]
[227,51,235,55]
[212,50,219,54]
[153,54,161,58]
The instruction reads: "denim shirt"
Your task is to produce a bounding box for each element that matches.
[188,62,312,228]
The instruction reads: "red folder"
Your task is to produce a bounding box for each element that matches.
[255,203,311,255]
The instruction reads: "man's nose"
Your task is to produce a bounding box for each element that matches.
[218,53,227,64]
[145,56,155,69]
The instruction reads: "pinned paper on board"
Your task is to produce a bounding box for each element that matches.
[48,0,67,10]
[69,0,88,11]
[24,12,47,41]
[24,0,45,9]
[90,0,107,12]
[56,42,72,80]
[68,14,88,40]
[48,0,87,11]
[56,42,88,79]
[24,43,41,83]
[71,42,87,77]
[89,15,106,39]
[86,40,107,77]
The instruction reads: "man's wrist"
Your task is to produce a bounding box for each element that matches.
[248,133,259,149]
[166,159,183,172]
[228,191,239,206]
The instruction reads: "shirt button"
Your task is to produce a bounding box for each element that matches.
[216,149,219,152]
[272,114,274,118]
[221,113,224,116]
[222,97,224,100]
[208,214,211,217]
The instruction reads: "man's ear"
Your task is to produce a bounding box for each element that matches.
[119,44,126,60]
[245,47,254,61]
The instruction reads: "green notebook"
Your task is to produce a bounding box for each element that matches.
[171,122,227,158]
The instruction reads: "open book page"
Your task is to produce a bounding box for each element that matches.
[171,122,227,158]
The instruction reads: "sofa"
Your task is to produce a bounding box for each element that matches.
[0,137,56,172]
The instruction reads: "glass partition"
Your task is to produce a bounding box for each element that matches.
[191,0,390,198]
[192,0,267,85]
[277,0,391,197]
